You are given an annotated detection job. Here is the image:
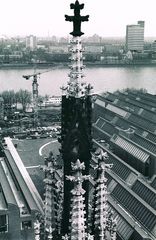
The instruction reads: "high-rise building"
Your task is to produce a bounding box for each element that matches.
[26,35,37,50]
[152,40,156,52]
[126,21,145,52]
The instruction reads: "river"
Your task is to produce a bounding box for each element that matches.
[0,65,156,96]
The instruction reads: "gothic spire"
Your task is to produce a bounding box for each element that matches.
[62,1,93,98]
[66,159,90,240]
[92,150,117,240]
[61,0,93,234]
[107,211,117,240]
[42,152,63,239]
[34,220,40,240]
[65,0,89,36]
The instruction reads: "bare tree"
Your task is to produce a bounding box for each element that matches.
[1,90,16,106]
[16,89,32,111]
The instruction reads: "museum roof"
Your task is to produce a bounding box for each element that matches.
[0,159,17,209]
[111,134,150,163]
[2,137,44,216]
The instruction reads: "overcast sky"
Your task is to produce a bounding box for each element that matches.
[0,0,156,38]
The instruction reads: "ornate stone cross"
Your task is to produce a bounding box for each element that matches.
[65,0,89,36]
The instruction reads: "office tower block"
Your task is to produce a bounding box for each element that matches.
[126,21,145,52]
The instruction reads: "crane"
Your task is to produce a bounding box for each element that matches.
[22,69,52,127]
[22,69,52,101]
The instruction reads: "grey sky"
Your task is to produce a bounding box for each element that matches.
[0,0,156,37]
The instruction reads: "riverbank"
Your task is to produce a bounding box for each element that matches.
[0,63,64,70]
[0,61,156,69]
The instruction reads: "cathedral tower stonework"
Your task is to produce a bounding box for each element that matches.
[59,0,93,234]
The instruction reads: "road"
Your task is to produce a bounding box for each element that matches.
[39,139,58,156]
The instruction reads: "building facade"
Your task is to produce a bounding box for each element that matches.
[0,97,4,120]
[126,21,145,52]
[26,35,37,50]
[152,40,156,52]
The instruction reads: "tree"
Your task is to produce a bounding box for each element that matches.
[1,90,16,106]
[16,89,32,111]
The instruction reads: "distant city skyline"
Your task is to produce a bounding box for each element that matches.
[1,0,156,38]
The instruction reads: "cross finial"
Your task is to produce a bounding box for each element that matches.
[65,0,89,36]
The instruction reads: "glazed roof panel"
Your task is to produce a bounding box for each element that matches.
[132,180,156,210]
[0,159,17,207]
[111,135,150,163]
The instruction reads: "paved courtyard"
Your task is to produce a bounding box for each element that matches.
[12,137,60,198]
